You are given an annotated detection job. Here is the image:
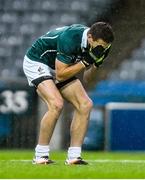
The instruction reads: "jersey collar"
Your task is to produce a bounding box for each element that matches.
[81,28,90,50]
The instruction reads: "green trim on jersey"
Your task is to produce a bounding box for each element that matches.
[26,24,88,69]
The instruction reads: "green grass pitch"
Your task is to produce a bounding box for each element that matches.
[0,150,145,178]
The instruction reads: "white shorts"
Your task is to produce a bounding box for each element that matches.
[23,55,55,86]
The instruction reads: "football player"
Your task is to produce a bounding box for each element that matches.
[23,22,114,165]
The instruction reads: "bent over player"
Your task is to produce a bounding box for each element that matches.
[23,22,114,165]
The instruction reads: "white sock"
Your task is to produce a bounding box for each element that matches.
[67,147,81,160]
[35,144,50,160]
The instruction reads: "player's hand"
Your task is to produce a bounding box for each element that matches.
[81,52,94,67]
[93,58,104,68]
[91,44,111,68]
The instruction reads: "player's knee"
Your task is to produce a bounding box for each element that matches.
[79,98,93,113]
[49,98,64,112]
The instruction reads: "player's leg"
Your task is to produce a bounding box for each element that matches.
[33,79,64,164]
[60,79,93,165]
[23,57,63,164]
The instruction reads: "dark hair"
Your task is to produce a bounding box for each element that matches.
[88,22,114,43]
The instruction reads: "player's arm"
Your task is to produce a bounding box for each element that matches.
[56,33,90,81]
[56,30,93,81]
[83,64,97,83]
[55,59,85,82]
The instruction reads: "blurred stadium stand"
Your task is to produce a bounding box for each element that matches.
[0,0,120,78]
[109,39,145,81]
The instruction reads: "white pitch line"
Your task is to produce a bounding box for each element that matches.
[3,160,32,162]
[1,159,145,164]
[92,159,145,163]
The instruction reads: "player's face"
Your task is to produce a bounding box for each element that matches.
[89,38,110,49]
[87,34,110,48]
[92,39,109,49]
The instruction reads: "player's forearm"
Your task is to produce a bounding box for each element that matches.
[83,64,97,83]
[56,62,85,81]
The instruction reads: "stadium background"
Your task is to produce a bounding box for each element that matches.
[0,0,145,152]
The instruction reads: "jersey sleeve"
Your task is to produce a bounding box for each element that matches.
[56,31,76,64]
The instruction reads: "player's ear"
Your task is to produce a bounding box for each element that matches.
[87,33,92,40]
[87,34,93,46]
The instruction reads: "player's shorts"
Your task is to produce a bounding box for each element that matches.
[23,55,77,89]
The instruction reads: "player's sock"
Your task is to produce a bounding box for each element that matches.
[66,147,88,165]
[35,144,50,160]
[67,147,81,160]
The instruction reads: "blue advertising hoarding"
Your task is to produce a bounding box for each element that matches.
[105,103,145,151]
